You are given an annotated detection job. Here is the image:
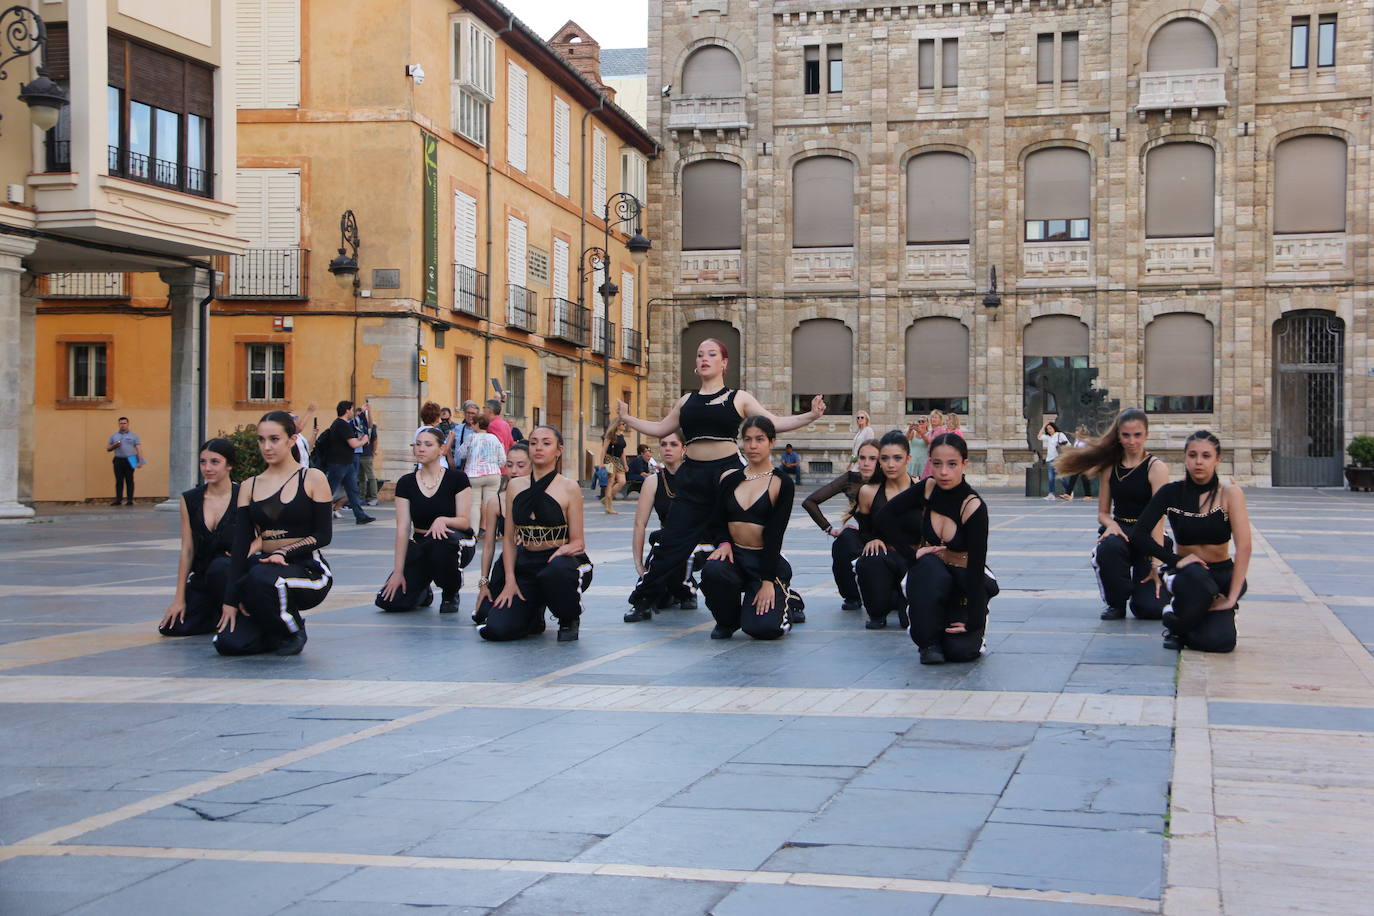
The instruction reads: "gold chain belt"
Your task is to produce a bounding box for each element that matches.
[517,524,568,542]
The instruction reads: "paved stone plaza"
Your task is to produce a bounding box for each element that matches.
[1,488,1371,914]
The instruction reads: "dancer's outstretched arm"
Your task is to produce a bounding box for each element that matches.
[732,392,826,434]
[616,394,688,438]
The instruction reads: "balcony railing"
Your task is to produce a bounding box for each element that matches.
[216,248,309,299]
[1022,241,1092,278]
[1271,232,1347,273]
[904,243,972,281]
[1143,237,1215,276]
[454,264,489,318]
[680,249,743,285]
[666,95,749,131]
[788,247,855,284]
[621,328,642,365]
[39,272,129,299]
[505,283,538,332]
[1136,68,1227,115]
[44,136,70,172]
[108,145,212,197]
[592,317,616,357]
[547,298,590,346]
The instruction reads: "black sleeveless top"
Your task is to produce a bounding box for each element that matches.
[1108,454,1158,524]
[653,468,677,525]
[1132,476,1233,566]
[607,435,626,459]
[726,479,775,526]
[680,389,741,444]
[248,469,315,539]
[855,476,915,541]
[183,483,238,576]
[512,470,568,542]
[396,467,470,534]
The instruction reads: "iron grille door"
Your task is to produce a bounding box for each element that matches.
[1273,311,1344,487]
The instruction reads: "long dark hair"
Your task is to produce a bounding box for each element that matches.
[929,431,969,460]
[1056,408,1147,477]
[200,437,236,467]
[868,429,912,485]
[1185,429,1223,512]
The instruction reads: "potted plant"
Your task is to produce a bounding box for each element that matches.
[1346,435,1374,492]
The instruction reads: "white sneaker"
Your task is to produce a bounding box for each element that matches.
[332,509,343,519]
[1043,494,1055,501]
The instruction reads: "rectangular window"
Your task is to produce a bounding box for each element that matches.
[826,45,843,93]
[1037,33,1055,83]
[803,46,820,94]
[941,38,959,88]
[553,97,571,196]
[455,355,471,408]
[246,343,286,401]
[1024,219,1090,241]
[452,18,495,146]
[507,62,528,172]
[68,343,108,399]
[592,129,607,213]
[918,39,934,89]
[504,366,526,421]
[620,149,647,203]
[1291,17,1310,69]
[107,86,121,149]
[1061,32,1079,83]
[590,382,606,428]
[1317,14,1336,67]
[236,0,301,108]
[107,37,213,196]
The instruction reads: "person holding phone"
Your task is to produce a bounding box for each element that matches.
[106,416,144,505]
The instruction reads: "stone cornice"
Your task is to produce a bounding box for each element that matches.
[774,0,1109,26]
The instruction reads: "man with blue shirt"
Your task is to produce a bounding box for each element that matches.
[105,416,143,506]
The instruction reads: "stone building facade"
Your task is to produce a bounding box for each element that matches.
[646,0,1372,486]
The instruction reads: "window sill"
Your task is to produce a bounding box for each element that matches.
[56,398,115,410]
[235,399,290,410]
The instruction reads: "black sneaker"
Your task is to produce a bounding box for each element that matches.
[790,607,806,624]
[1100,605,1127,620]
[678,594,698,610]
[439,594,459,614]
[865,616,887,630]
[919,646,946,665]
[419,587,435,608]
[275,630,308,656]
[557,621,579,642]
[110,500,123,506]
[624,606,653,623]
[1162,632,1183,651]
[356,515,377,525]
[709,625,735,640]
[841,598,863,611]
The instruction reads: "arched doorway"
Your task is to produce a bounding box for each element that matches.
[1272,310,1344,486]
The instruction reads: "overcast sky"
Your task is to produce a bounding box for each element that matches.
[503,0,649,48]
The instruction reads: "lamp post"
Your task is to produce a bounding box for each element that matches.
[327,210,362,401]
[0,5,69,132]
[577,191,651,429]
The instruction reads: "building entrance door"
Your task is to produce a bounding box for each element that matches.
[1272,310,1344,487]
[545,375,565,434]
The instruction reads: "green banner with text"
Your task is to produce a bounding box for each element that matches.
[422,131,439,307]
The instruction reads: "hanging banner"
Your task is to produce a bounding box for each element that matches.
[422,131,439,307]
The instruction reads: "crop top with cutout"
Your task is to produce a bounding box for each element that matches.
[854,475,916,542]
[512,470,569,543]
[224,468,333,605]
[679,388,741,444]
[876,476,991,624]
[1130,476,1232,567]
[710,469,795,580]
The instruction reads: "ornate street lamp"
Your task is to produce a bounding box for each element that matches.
[577,192,651,427]
[0,6,69,131]
[327,210,361,292]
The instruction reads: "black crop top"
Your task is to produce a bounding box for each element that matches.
[855,476,915,541]
[802,470,864,531]
[652,468,677,525]
[396,467,471,534]
[607,435,626,459]
[711,469,794,580]
[183,483,239,576]
[1108,454,1159,524]
[680,388,741,444]
[512,470,568,542]
[1130,477,1232,567]
[224,469,333,606]
[876,477,990,624]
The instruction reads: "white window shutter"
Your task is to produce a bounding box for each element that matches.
[507,62,528,172]
[592,129,607,214]
[235,0,265,108]
[552,238,569,300]
[592,263,606,320]
[264,170,301,247]
[621,270,634,333]
[454,190,478,269]
[553,98,570,197]
[507,216,527,287]
[263,0,300,108]
[234,169,269,246]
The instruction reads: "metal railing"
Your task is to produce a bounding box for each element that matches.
[621,327,642,365]
[505,283,538,332]
[44,137,70,172]
[454,264,489,318]
[216,249,309,299]
[592,317,616,356]
[108,145,212,197]
[548,298,590,346]
[38,272,129,299]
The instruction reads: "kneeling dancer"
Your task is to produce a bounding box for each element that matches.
[877,433,996,664]
[159,438,239,636]
[482,427,592,642]
[473,443,531,625]
[802,439,880,611]
[216,411,333,656]
[1130,430,1250,653]
[701,416,797,640]
[632,431,697,611]
[854,431,918,629]
[376,426,473,614]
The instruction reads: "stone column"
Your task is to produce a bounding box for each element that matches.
[0,235,38,519]
[18,277,37,504]
[157,267,211,510]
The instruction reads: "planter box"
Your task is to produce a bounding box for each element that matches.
[1344,466,1374,492]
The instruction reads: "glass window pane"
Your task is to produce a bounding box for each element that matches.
[828,59,843,92]
[129,102,151,175]
[249,374,264,401]
[108,86,121,148]
[1025,220,1045,241]
[941,38,959,88]
[1291,21,1309,68]
[1037,34,1055,83]
[1061,32,1079,83]
[155,108,179,170]
[1047,219,1068,240]
[918,40,934,90]
[1070,218,1090,239]
[250,346,265,371]
[72,346,89,397]
[1317,18,1336,67]
[94,346,107,398]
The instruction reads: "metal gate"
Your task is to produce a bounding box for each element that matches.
[1272,311,1344,487]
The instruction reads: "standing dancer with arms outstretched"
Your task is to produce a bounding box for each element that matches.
[617,338,825,623]
[802,439,880,611]
[852,431,918,630]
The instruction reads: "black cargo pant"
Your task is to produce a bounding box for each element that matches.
[1093,525,1170,619]
[905,554,992,662]
[701,550,793,640]
[374,533,475,611]
[214,553,332,655]
[160,555,230,636]
[1164,560,1244,653]
[479,548,592,641]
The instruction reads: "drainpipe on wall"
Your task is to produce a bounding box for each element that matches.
[197,264,214,483]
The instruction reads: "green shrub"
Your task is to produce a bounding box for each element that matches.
[1348,435,1374,468]
[221,424,266,482]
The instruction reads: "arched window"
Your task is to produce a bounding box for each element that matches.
[791,319,853,414]
[681,45,742,96]
[793,156,854,248]
[907,152,972,244]
[681,320,741,394]
[1146,143,1215,238]
[1145,313,1214,413]
[1146,18,1218,71]
[1024,147,1090,241]
[1274,135,1347,234]
[681,160,742,250]
[905,318,969,415]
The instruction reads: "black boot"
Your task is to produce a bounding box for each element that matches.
[709,624,735,639]
[557,620,579,642]
[919,645,946,665]
[419,586,435,608]
[1100,605,1127,620]
[841,597,863,611]
[865,614,887,630]
[678,594,698,610]
[439,592,460,614]
[624,605,653,623]
[274,629,308,656]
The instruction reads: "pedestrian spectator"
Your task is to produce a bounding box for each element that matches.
[1063,424,1094,500]
[906,417,929,479]
[851,411,875,469]
[447,400,480,471]
[626,444,651,488]
[1038,420,1071,501]
[325,400,376,524]
[780,443,803,484]
[106,416,144,506]
[289,403,318,465]
[921,410,951,477]
[358,404,380,505]
[483,397,514,451]
[457,414,506,526]
[437,406,456,442]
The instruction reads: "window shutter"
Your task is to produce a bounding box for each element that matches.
[907,152,972,244]
[681,45,743,95]
[507,216,527,287]
[681,160,742,250]
[236,0,264,107]
[592,263,606,320]
[1274,135,1347,233]
[1146,18,1218,71]
[792,319,853,396]
[621,270,634,332]
[1036,34,1054,83]
[1023,315,1089,357]
[1061,32,1079,82]
[263,0,301,108]
[1025,147,1090,220]
[592,129,607,214]
[918,40,934,89]
[234,170,269,246]
[1145,314,1213,397]
[905,318,969,397]
[264,170,301,247]
[44,24,69,81]
[941,38,959,88]
[454,191,478,269]
[130,43,185,110]
[1146,143,1215,238]
[552,238,569,300]
[553,98,570,196]
[793,156,855,247]
[507,62,527,172]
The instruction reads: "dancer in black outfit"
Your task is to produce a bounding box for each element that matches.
[216,411,333,656]
[376,427,474,615]
[160,438,240,636]
[632,431,697,610]
[802,439,880,611]
[877,433,996,664]
[1057,408,1172,620]
[618,338,824,622]
[1131,431,1251,653]
[700,416,796,640]
[853,431,917,630]
[482,427,593,643]
[472,443,531,625]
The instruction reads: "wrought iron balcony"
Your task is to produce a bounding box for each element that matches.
[505,283,538,332]
[621,328,642,365]
[592,317,616,356]
[548,298,590,346]
[38,273,129,299]
[108,145,212,197]
[454,264,489,318]
[216,248,309,299]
